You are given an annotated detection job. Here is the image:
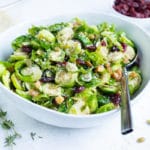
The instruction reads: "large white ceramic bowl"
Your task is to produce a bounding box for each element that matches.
[0,13,150,128]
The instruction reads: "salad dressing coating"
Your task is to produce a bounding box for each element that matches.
[0,18,142,115]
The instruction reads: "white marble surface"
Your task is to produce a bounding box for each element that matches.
[0,0,150,149]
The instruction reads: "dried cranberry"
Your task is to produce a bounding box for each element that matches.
[73,86,85,93]
[109,93,121,106]
[76,59,86,65]
[57,61,67,67]
[121,43,127,51]
[101,40,106,46]
[111,46,119,52]
[22,45,32,53]
[85,45,96,51]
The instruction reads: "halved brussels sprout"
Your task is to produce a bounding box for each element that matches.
[99,84,119,94]
[55,70,78,87]
[69,100,90,115]
[74,88,98,113]
[0,62,6,77]
[49,50,65,62]
[36,29,55,43]
[128,71,142,95]
[16,89,32,99]
[1,70,11,89]
[41,83,62,96]
[96,102,115,113]
[80,72,92,82]
[11,73,22,90]
[123,46,136,64]
[15,60,42,82]
[9,51,28,62]
[64,40,82,56]
[66,62,78,72]
[57,27,74,43]
[74,32,92,47]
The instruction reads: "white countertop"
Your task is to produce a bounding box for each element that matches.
[0,0,150,150]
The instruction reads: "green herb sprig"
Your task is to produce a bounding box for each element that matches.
[0,108,21,148]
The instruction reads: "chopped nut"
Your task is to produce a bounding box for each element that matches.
[85,61,93,67]
[95,65,105,73]
[105,63,112,74]
[55,96,64,105]
[112,69,122,81]
[130,71,137,78]
[34,81,41,89]
[29,89,39,97]
[136,137,145,143]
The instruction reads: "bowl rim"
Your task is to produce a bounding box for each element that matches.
[0,12,149,119]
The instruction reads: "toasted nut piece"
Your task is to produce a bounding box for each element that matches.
[112,69,122,81]
[105,63,112,74]
[55,96,65,105]
[136,137,145,143]
[85,61,93,67]
[95,65,105,73]
[130,71,137,78]
[29,89,39,97]
[34,81,41,89]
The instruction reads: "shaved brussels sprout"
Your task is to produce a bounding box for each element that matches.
[128,71,142,95]
[15,60,42,82]
[1,70,11,88]
[74,32,92,47]
[55,70,78,87]
[16,89,32,99]
[49,50,65,62]
[41,83,62,96]
[0,18,142,115]
[9,51,28,61]
[0,62,6,77]
[69,100,90,115]
[57,27,74,43]
[36,29,55,43]
[96,103,115,113]
[11,73,22,90]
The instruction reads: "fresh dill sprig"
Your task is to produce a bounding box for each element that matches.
[30,132,43,141]
[0,107,21,148]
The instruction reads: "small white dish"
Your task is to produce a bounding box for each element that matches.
[0,12,150,128]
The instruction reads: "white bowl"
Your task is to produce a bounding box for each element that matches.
[0,13,150,128]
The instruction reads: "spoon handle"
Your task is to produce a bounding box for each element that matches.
[121,67,133,134]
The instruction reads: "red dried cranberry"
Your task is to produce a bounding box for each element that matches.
[73,86,85,93]
[101,40,106,46]
[76,59,86,65]
[109,93,121,106]
[121,43,127,51]
[22,45,32,53]
[57,61,67,67]
[85,45,96,51]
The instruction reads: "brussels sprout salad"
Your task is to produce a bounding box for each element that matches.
[0,18,142,115]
